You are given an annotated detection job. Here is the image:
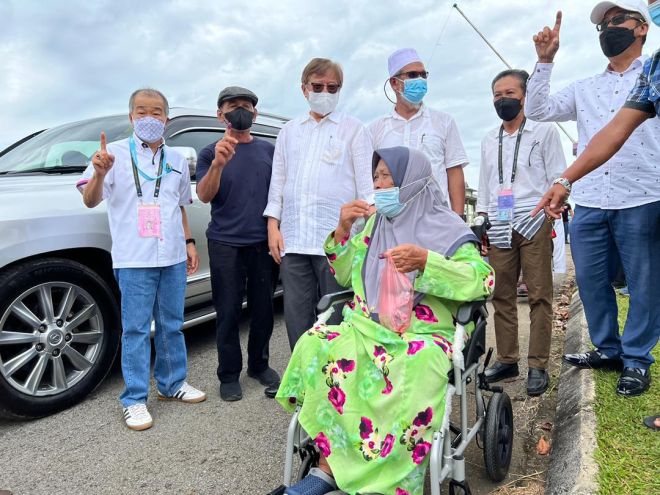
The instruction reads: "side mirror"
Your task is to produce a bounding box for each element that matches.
[171,146,198,179]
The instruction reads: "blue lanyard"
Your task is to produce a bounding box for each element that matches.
[128,136,169,199]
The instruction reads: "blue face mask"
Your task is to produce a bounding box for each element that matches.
[399,77,427,105]
[650,1,660,26]
[374,187,405,218]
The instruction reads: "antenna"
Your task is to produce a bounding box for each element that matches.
[452,3,577,145]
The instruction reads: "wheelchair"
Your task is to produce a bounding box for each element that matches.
[269,288,513,495]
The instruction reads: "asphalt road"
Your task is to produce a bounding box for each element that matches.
[0,296,555,495]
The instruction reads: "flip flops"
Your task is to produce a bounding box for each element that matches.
[643,415,659,431]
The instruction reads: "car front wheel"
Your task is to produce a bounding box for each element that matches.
[0,258,120,418]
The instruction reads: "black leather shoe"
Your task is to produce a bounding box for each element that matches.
[220,381,243,401]
[264,384,279,399]
[485,361,519,383]
[527,368,549,396]
[616,367,650,396]
[247,367,281,388]
[563,350,623,371]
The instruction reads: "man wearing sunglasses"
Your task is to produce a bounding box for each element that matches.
[525,1,660,397]
[264,58,374,349]
[369,48,468,217]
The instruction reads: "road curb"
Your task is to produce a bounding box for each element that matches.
[545,291,599,495]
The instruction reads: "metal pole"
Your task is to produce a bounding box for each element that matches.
[452,3,577,145]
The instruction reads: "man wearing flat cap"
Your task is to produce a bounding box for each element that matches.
[369,48,468,216]
[196,86,280,401]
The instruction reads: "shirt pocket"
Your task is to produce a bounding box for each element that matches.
[522,140,544,169]
[419,133,445,166]
[321,138,346,166]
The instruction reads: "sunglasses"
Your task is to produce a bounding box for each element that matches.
[596,13,645,31]
[306,82,342,94]
[395,70,429,80]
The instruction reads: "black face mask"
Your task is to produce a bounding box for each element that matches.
[494,97,522,122]
[599,26,636,57]
[224,107,254,131]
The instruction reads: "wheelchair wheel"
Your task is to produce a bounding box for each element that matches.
[483,392,513,482]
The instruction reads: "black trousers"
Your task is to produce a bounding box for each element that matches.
[209,240,275,383]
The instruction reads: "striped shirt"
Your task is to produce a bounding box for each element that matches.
[477,120,566,249]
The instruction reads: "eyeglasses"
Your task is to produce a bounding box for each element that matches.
[306,82,342,94]
[596,13,645,31]
[395,70,429,80]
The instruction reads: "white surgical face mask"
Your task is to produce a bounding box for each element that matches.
[307,91,339,116]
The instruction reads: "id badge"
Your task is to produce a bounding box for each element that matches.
[137,204,161,238]
[497,188,514,222]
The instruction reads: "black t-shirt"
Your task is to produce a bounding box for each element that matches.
[196,137,274,245]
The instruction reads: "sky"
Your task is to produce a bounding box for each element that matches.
[1,0,659,188]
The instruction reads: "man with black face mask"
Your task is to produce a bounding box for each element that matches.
[196,86,280,401]
[477,70,566,397]
[526,2,660,397]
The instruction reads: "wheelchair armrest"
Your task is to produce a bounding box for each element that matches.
[455,299,488,326]
[316,289,355,312]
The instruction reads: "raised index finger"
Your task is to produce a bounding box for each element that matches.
[100,132,107,152]
[554,11,562,33]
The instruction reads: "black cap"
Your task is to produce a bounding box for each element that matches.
[217,86,258,108]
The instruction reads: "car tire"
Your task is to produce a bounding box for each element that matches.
[0,258,120,418]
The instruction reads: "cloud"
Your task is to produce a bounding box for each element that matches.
[1,0,658,188]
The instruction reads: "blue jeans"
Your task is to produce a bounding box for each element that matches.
[115,262,188,407]
[570,202,660,369]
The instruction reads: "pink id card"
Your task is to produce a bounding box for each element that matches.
[137,204,161,238]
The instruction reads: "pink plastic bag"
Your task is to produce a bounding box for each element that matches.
[377,253,414,334]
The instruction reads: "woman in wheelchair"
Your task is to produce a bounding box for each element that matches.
[275,147,495,495]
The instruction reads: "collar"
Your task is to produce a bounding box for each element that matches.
[603,54,647,75]
[301,110,342,125]
[132,132,165,152]
[390,103,427,121]
[493,118,538,138]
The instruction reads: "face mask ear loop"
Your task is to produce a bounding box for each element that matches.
[383,77,397,105]
[402,177,432,207]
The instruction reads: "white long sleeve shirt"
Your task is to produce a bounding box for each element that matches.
[368,105,468,207]
[525,59,660,209]
[477,120,566,248]
[264,111,374,256]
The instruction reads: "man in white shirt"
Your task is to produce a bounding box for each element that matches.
[525,1,660,396]
[78,88,206,431]
[264,58,374,349]
[369,48,468,216]
[478,70,566,397]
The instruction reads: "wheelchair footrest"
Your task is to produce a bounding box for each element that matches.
[267,485,287,495]
[449,479,472,495]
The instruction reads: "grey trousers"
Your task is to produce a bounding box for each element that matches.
[280,253,344,350]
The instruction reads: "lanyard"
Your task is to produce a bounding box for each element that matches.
[129,136,167,199]
[498,118,526,186]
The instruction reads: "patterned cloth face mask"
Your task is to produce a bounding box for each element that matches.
[133,116,166,143]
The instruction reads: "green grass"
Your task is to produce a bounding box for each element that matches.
[593,295,660,495]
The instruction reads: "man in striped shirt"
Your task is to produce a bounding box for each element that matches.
[477,69,566,396]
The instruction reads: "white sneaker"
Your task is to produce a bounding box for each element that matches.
[157,382,207,403]
[123,403,153,431]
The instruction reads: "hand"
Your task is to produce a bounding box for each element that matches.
[335,200,371,243]
[267,220,285,264]
[533,11,562,63]
[211,133,239,169]
[91,132,115,177]
[385,244,428,273]
[530,183,569,218]
[186,243,199,275]
[480,242,489,257]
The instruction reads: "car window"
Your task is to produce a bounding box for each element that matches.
[0,115,132,174]
[167,130,223,155]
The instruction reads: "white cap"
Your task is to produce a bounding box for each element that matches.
[590,0,650,24]
[387,48,422,77]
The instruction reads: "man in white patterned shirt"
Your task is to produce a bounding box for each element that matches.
[477,70,566,397]
[264,58,374,349]
[525,2,660,396]
[369,48,468,216]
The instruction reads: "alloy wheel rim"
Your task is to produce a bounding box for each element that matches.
[0,282,104,396]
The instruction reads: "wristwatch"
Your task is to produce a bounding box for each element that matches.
[552,177,572,195]
[185,238,196,245]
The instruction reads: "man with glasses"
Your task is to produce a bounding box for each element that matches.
[369,48,468,216]
[525,1,660,396]
[264,58,374,349]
